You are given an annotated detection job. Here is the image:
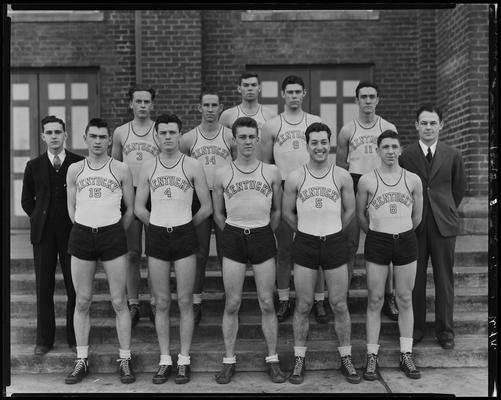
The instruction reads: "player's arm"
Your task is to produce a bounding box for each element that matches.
[268,165,282,232]
[409,172,423,229]
[219,107,236,129]
[262,105,278,121]
[258,120,276,164]
[118,162,134,230]
[282,169,299,232]
[335,125,351,170]
[212,167,227,231]
[179,130,194,156]
[190,159,213,226]
[356,174,371,233]
[21,160,35,216]
[339,167,356,229]
[134,160,152,227]
[66,162,80,224]
[111,127,123,161]
[223,128,238,160]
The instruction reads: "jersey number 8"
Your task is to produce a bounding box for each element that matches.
[315,198,323,208]
[389,203,397,214]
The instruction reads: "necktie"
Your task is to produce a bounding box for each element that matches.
[53,154,61,172]
[426,147,433,164]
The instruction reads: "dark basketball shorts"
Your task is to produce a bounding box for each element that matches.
[350,173,362,194]
[221,224,277,265]
[364,229,417,266]
[68,221,128,261]
[121,186,151,219]
[146,221,199,262]
[292,230,349,270]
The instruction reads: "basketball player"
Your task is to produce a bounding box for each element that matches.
[336,81,400,321]
[135,113,213,384]
[260,75,328,324]
[112,85,159,326]
[219,71,277,159]
[282,122,360,385]
[65,118,135,384]
[356,130,423,380]
[212,117,285,384]
[180,90,235,326]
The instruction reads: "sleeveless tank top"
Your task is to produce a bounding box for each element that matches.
[367,168,414,234]
[273,113,311,181]
[236,104,267,138]
[224,161,273,228]
[296,164,343,236]
[347,116,384,175]
[149,154,194,227]
[75,158,122,227]
[122,121,160,186]
[189,126,232,190]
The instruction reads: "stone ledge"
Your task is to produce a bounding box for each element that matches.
[241,10,380,22]
[458,196,488,218]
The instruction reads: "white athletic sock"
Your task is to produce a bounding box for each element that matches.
[177,354,191,365]
[278,288,290,302]
[367,344,380,355]
[119,348,131,359]
[223,356,237,364]
[160,354,172,366]
[265,354,279,363]
[128,299,139,306]
[400,337,413,354]
[76,346,89,359]
[338,345,352,357]
[314,292,325,302]
[193,293,203,304]
[293,346,307,358]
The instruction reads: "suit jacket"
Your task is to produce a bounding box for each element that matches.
[399,141,466,237]
[21,150,84,245]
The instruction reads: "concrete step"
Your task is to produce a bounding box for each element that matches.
[10,311,487,345]
[10,334,488,374]
[10,287,487,319]
[9,266,489,295]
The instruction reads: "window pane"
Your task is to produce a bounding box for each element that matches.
[71,83,88,100]
[13,157,30,173]
[48,106,66,122]
[343,80,360,97]
[71,106,88,149]
[343,104,359,125]
[48,83,66,100]
[261,81,278,98]
[320,103,337,146]
[320,81,337,97]
[12,83,29,100]
[12,107,30,150]
[13,180,24,216]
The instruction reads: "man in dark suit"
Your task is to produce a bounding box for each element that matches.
[399,105,466,349]
[21,115,84,355]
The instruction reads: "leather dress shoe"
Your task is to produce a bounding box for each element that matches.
[438,338,455,349]
[34,345,51,355]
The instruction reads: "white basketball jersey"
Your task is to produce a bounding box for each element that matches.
[149,155,194,227]
[190,126,232,190]
[296,164,343,236]
[122,122,160,186]
[347,117,385,175]
[75,158,122,227]
[367,168,414,234]
[224,162,273,229]
[236,104,267,138]
[273,113,312,181]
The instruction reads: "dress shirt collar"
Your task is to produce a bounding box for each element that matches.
[47,149,66,166]
[419,140,437,157]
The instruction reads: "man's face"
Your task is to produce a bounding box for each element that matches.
[41,122,67,153]
[233,126,259,158]
[415,110,442,146]
[356,87,379,115]
[130,91,153,119]
[282,83,305,111]
[377,137,401,166]
[199,94,222,123]
[238,77,260,101]
[84,126,111,155]
[307,130,330,163]
[156,122,181,152]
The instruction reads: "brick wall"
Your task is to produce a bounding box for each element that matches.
[436,4,489,196]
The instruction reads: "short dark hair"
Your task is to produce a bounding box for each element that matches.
[305,122,331,144]
[128,85,156,102]
[85,118,109,135]
[239,72,260,84]
[416,104,443,122]
[199,89,221,104]
[281,75,305,91]
[231,116,258,138]
[154,113,182,132]
[355,81,379,98]
[41,115,65,132]
[377,130,400,147]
